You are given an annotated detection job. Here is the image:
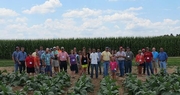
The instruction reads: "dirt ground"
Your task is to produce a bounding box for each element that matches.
[0,66,177,95]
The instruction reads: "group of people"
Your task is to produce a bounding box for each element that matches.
[12,45,168,79]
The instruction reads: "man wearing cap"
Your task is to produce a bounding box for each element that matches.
[157,48,168,73]
[125,47,134,74]
[152,47,159,74]
[52,47,59,74]
[41,48,52,76]
[116,46,126,77]
[58,47,69,72]
[12,46,20,72]
[144,47,153,76]
[17,47,27,73]
[101,47,112,77]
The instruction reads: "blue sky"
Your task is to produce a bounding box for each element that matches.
[0,0,180,39]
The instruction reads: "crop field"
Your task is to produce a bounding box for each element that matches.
[0,65,179,95]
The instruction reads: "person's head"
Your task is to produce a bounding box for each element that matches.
[40,46,43,50]
[35,49,38,52]
[61,47,65,52]
[160,48,164,52]
[111,50,114,54]
[78,50,82,55]
[105,47,109,51]
[21,47,25,52]
[56,46,60,50]
[70,50,74,54]
[88,48,91,53]
[115,50,117,53]
[46,48,49,53]
[142,48,145,53]
[111,57,115,62]
[28,52,32,57]
[53,47,56,51]
[152,47,156,52]
[138,50,142,54]
[146,47,150,52]
[97,49,100,52]
[92,48,96,53]
[126,47,130,51]
[15,46,20,51]
[119,46,123,51]
[82,47,86,52]
[82,51,86,56]
[73,47,77,51]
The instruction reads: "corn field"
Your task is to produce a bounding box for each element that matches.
[0,36,180,59]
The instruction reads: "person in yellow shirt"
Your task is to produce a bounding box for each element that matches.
[101,47,112,77]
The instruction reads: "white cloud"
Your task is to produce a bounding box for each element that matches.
[62,8,102,18]
[23,0,62,14]
[125,7,143,11]
[15,17,28,23]
[0,8,19,17]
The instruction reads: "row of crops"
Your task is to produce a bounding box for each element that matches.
[1,36,180,59]
[0,70,120,95]
[123,67,180,95]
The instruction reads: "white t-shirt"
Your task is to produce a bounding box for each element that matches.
[90,52,99,64]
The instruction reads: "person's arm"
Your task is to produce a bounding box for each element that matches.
[17,53,21,64]
[12,52,15,63]
[123,52,126,58]
[80,55,82,65]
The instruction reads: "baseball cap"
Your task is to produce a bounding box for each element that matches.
[53,46,56,49]
[126,47,130,49]
[105,47,109,49]
[16,46,19,49]
[61,47,64,49]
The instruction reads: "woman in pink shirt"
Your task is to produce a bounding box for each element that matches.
[110,57,118,79]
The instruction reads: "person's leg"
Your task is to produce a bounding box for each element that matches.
[75,63,78,74]
[90,64,93,78]
[146,63,150,76]
[124,61,128,74]
[149,62,154,75]
[106,62,109,76]
[98,61,102,74]
[64,61,67,73]
[103,62,106,77]
[118,61,121,76]
[121,61,125,76]
[14,62,19,72]
[22,61,25,73]
[143,63,146,74]
[162,62,167,73]
[19,63,22,74]
[60,61,63,72]
[155,61,158,74]
[129,61,132,73]
[95,64,98,78]
[88,62,90,74]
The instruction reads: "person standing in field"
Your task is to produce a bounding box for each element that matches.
[110,56,118,80]
[80,51,89,75]
[74,51,79,74]
[87,48,92,75]
[25,52,35,76]
[38,46,45,73]
[34,53,40,74]
[97,49,102,75]
[142,48,146,74]
[12,46,20,72]
[69,50,78,78]
[90,48,99,78]
[135,50,145,76]
[17,47,27,73]
[41,48,52,76]
[144,47,153,76]
[101,47,112,77]
[152,47,159,74]
[125,47,134,74]
[58,47,69,72]
[157,48,168,73]
[116,46,126,77]
[52,47,59,74]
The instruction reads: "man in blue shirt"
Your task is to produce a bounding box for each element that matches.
[152,47,159,74]
[17,47,27,73]
[38,46,45,73]
[41,48,52,76]
[12,46,20,72]
[97,49,102,75]
[157,48,168,73]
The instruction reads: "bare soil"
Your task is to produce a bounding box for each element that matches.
[0,66,177,95]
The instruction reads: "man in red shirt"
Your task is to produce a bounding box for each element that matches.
[144,47,153,76]
[25,52,35,76]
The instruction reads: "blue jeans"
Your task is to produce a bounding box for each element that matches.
[125,60,132,73]
[118,60,125,76]
[14,62,19,72]
[98,61,102,74]
[91,64,98,78]
[103,61,109,77]
[45,65,52,76]
[160,61,167,73]
[145,62,154,76]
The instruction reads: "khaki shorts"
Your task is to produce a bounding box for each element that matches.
[53,60,59,67]
[152,60,158,69]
